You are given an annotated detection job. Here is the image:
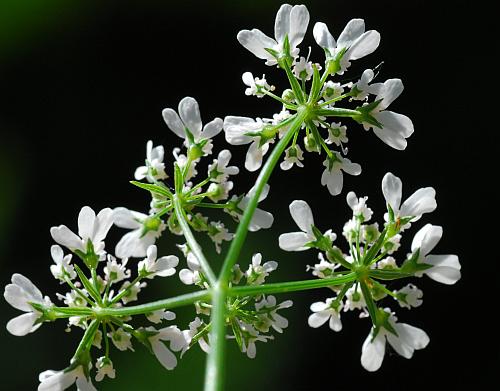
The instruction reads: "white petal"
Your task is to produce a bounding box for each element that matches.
[373,111,414,150]
[425,256,461,285]
[289,200,314,234]
[313,22,336,50]
[245,140,264,172]
[321,168,343,196]
[400,187,437,219]
[76,376,97,391]
[78,206,96,241]
[50,225,84,252]
[394,322,429,351]
[342,159,362,175]
[93,208,114,243]
[361,331,386,372]
[381,172,402,212]
[274,3,292,44]
[134,166,148,180]
[179,269,195,285]
[201,118,223,140]
[178,97,202,138]
[411,224,442,255]
[426,254,461,270]
[151,340,177,370]
[113,207,144,229]
[262,261,278,273]
[4,284,34,311]
[337,19,365,49]
[7,312,40,336]
[377,79,404,110]
[115,230,153,258]
[12,273,44,303]
[162,108,186,139]
[246,341,257,359]
[278,232,311,251]
[308,312,330,328]
[346,191,357,210]
[249,208,273,231]
[223,116,256,145]
[38,370,76,391]
[288,5,310,49]
[329,314,342,332]
[310,301,328,312]
[50,245,64,263]
[237,29,277,61]
[346,30,380,60]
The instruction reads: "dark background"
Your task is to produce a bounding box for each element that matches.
[0,0,496,390]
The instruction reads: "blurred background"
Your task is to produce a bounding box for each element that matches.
[0,0,495,390]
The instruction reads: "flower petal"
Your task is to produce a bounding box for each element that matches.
[347,30,380,60]
[361,330,386,372]
[274,3,292,44]
[308,312,330,328]
[151,340,177,370]
[237,29,277,61]
[289,200,314,234]
[400,187,436,219]
[249,207,274,231]
[321,168,343,196]
[201,118,223,140]
[223,116,256,145]
[313,22,336,50]
[411,224,442,255]
[245,140,264,172]
[278,232,311,251]
[94,208,114,243]
[377,79,404,110]
[382,172,402,212]
[178,97,202,138]
[113,208,145,229]
[337,19,365,49]
[78,206,96,241]
[7,312,40,336]
[162,108,186,139]
[288,4,310,50]
[373,111,414,150]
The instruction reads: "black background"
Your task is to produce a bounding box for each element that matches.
[0,0,496,390]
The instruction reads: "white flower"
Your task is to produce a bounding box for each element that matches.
[321,152,362,196]
[148,326,186,370]
[223,116,272,172]
[110,328,133,351]
[237,4,309,66]
[361,313,430,372]
[325,122,348,146]
[95,357,116,382]
[361,78,414,150]
[255,295,293,333]
[4,274,52,336]
[280,144,304,170]
[351,68,375,100]
[182,317,210,355]
[293,56,314,80]
[104,255,130,284]
[207,221,233,254]
[395,284,423,309]
[179,248,203,286]
[138,245,178,279]
[382,172,437,227]
[279,200,316,251]
[113,207,166,258]
[411,224,461,285]
[346,191,373,222]
[246,253,278,285]
[50,206,114,256]
[208,149,239,183]
[242,71,274,97]
[207,181,233,203]
[377,256,397,269]
[307,253,339,278]
[162,97,223,155]
[313,19,380,74]
[118,280,146,304]
[146,310,176,324]
[308,298,343,331]
[385,234,401,255]
[134,140,168,183]
[344,284,366,311]
[239,322,273,359]
[322,81,344,99]
[38,365,96,391]
[172,147,198,181]
[49,245,76,281]
[228,184,274,232]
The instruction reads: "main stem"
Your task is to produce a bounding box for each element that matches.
[204,110,308,391]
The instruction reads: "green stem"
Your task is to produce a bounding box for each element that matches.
[262,89,298,109]
[320,92,353,107]
[195,202,231,209]
[228,273,357,297]
[73,319,100,360]
[94,290,210,317]
[109,275,143,305]
[174,196,217,286]
[52,306,94,316]
[64,276,95,307]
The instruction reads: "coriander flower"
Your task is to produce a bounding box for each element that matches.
[146,310,176,325]
[245,253,278,285]
[104,255,131,284]
[49,244,76,282]
[237,4,309,66]
[411,224,461,285]
[346,191,373,222]
[293,56,314,80]
[134,140,168,183]
[113,207,166,258]
[147,326,186,370]
[4,274,52,336]
[344,284,366,311]
[326,122,348,146]
[242,71,274,97]
[351,68,375,100]
[50,206,114,256]
[254,295,293,333]
[321,152,361,196]
[38,364,96,391]
[223,116,272,172]
[382,172,437,227]
[178,247,203,286]
[110,328,133,351]
[182,317,210,355]
[138,245,178,279]
[360,77,414,150]
[227,184,274,232]
[95,357,116,382]
[280,144,304,170]
[361,312,429,372]
[162,97,223,156]
[208,149,239,183]
[239,322,273,359]
[308,298,343,332]
[322,81,344,100]
[313,19,380,74]
[395,284,423,309]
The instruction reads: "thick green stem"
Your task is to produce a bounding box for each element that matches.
[174,196,217,286]
[94,290,210,317]
[228,273,357,297]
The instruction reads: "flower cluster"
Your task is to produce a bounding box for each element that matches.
[230,3,414,196]
[280,172,460,371]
